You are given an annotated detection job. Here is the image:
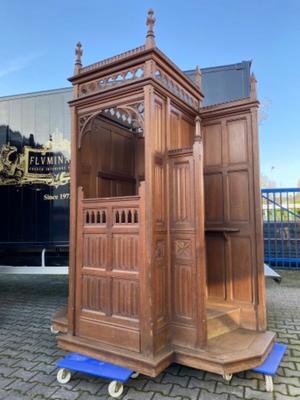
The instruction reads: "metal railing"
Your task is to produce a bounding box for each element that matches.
[262,188,300,268]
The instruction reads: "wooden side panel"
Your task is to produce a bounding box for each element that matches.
[203,112,263,330]
[169,151,198,348]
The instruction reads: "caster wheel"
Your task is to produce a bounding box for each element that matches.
[50,325,59,335]
[265,375,274,392]
[223,373,233,382]
[108,380,124,398]
[131,372,139,379]
[57,368,71,384]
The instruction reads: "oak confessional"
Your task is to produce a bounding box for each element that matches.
[53,10,275,377]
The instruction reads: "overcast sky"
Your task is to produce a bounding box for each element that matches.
[0,0,299,187]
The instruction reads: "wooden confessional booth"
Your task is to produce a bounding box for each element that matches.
[54,10,275,378]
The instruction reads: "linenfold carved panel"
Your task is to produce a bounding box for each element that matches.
[83,234,109,268]
[112,279,139,319]
[82,276,108,313]
[154,100,164,153]
[171,159,193,227]
[154,239,167,323]
[174,264,193,320]
[113,234,138,271]
[154,164,165,225]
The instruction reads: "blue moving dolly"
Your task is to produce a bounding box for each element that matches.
[251,343,287,392]
[56,353,139,398]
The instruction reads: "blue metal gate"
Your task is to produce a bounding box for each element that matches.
[262,188,300,268]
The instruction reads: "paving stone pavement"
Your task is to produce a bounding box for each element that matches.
[0,270,300,399]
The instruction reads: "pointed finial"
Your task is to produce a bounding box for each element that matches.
[74,41,83,74]
[195,65,202,89]
[250,72,257,100]
[145,9,156,49]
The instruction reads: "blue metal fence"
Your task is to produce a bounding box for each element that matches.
[262,188,300,269]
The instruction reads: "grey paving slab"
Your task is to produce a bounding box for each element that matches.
[0,270,300,399]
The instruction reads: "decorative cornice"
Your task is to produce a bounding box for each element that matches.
[80,45,146,74]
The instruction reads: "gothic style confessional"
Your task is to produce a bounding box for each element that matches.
[55,10,275,377]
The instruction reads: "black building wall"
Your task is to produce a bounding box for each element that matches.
[0,88,72,265]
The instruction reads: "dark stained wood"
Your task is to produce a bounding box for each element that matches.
[54,9,273,378]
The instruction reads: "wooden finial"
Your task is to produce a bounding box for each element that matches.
[195,65,202,89]
[74,41,83,74]
[250,72,257,100]
[145,9,156,49]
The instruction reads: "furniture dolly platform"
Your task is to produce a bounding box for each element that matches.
[251,343,287,392]
[56,353,139,398]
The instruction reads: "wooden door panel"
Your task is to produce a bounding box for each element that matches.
[76,197,141,351]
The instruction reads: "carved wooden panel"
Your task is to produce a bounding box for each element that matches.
[204,123,222,167]
[228,171,250,222]
[82,275,108,313]
[77,196,142,348]
[171,158,193,227]
[173,263,193,320]
[204,173,224,223]
[170,110,180,150]
[174,239,193,260]
[154,239,167,323]
[154,163,165,225]
[113,234,138,271]
[227,119,248,164]
[83,234,109,268]
[154,100,165,153]
[112,279,139,319]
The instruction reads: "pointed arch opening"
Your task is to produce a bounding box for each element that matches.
[78,103,145,199]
